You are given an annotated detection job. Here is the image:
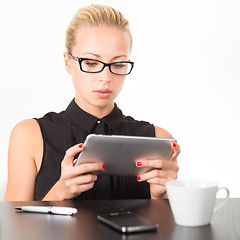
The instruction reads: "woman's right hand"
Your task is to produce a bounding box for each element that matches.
[43,143,105,200]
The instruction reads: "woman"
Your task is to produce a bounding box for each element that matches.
[5,4,180,201]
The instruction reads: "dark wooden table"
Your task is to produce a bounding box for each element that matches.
[0,199,239,240]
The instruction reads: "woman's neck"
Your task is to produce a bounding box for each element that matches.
[74,98,114,119]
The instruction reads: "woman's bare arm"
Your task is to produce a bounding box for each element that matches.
[5,119,43,201]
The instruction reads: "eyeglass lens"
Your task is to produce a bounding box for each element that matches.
[81,59,132,75]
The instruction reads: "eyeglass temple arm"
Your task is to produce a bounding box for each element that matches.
[67,52,78,61]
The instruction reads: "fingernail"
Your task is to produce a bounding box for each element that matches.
[136,161,142,167]
[103,164,106,169]
[172,142,177,148]
[79,143,83,148]
[137,176,141,181]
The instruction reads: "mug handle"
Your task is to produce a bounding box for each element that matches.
[213,187,230,212]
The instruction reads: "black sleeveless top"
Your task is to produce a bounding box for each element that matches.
[35,99,155,200]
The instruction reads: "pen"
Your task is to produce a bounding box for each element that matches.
[15,206,78,215]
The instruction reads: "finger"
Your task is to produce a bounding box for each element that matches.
[62,143,84,167]
[68,182,95,196]
[73,159,77,164]
[62,162,106,181]
[136,159,179,171]
[146,177,168,185]
[170,142,181,160]
[150,184,167,196]
[77,182,95,193]
[65,173,98,187]
[74,162,106,175]
[137,169,178,182]
[171,142,180,151]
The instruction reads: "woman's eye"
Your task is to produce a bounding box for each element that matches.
[113,63,125,68]
[85,61,98,67]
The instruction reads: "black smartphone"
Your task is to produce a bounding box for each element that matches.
[97,211,159,233]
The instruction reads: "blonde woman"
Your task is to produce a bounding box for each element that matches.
[5,4,180,201]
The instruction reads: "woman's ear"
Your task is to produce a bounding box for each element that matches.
[63,52,72,75]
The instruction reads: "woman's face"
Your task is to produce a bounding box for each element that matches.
[64,25,132,117]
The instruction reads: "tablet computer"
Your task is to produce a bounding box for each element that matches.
[75,134,177,176]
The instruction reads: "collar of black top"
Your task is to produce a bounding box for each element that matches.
[65,99,124,133]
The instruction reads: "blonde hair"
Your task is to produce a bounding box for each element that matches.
[65,4,132,53]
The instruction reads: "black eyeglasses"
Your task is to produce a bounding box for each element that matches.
[68,52,134,75]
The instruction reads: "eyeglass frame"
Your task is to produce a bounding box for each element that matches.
[67,52,134,75]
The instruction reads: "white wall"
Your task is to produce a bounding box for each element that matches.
[0,0,239,198]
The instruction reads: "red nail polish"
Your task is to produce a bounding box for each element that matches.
[136,161,142,167]
[79,143,83,148]
[103,164,106,169]
[172,142,177,148]
[137,176,141,181]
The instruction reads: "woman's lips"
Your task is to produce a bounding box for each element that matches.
[93,89,112,98]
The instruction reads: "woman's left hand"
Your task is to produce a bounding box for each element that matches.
[136,142,180,199]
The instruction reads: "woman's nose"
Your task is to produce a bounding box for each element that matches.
[98,66,112,82]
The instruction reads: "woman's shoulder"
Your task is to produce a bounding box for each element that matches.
[154,126,173,138]
[9,119,43,171]
[10,119,43,156]
[11,119,41,139]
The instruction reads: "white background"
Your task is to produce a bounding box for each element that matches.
[0,0,239,198]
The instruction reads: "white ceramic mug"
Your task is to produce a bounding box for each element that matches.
[166,179,230,227]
